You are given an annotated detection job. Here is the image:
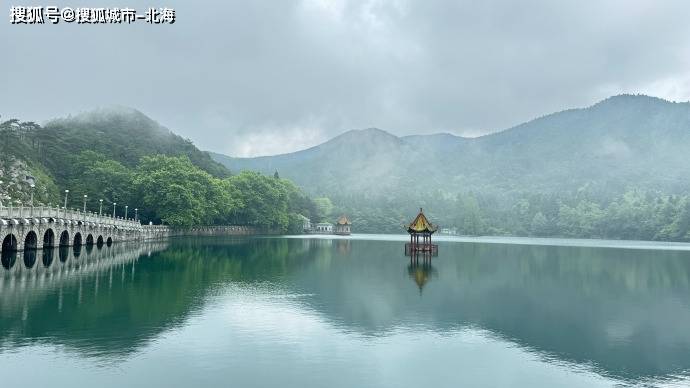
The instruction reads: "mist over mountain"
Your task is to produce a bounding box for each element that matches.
[212,94,690,196]
[1,106,231,211]
[44,106,229,180]
[211,95,690,239]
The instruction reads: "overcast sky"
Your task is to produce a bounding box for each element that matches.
[2,0,690,156]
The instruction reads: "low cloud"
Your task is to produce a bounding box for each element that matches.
[2,0,690,156]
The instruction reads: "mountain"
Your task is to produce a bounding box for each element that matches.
[43,106,229,180]
[1,106,229,206]
[211,94,690,197]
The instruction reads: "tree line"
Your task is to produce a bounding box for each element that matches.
[330,188,690,242]
[66,151,320,231]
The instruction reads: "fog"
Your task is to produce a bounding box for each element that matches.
[2,0,690,156]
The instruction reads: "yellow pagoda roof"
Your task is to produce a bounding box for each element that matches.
[407,208,437,234]
[337,215,351,225]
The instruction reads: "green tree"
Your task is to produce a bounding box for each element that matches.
[530,212,550,236]
[557,201,603,238]
[227,171,290,231]
[67,151,134,211]
[455,193,485,235]
[313,197,334,222]
[133,155,220,226]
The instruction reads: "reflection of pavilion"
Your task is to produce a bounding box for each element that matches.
[335,239,351,255]
[301,238,334,252]
[407,259,437,293]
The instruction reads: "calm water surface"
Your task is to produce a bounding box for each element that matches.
[1,235,690,387]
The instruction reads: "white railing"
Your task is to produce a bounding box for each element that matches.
[0,206,141,228]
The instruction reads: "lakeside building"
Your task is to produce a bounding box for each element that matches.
[298,215,311,232]
[313,222,334,234]
[308,215,353,235]
[439,227,458,236]
[334,215,351,235]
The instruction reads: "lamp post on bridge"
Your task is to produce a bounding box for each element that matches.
[135,208,138,222]
[64,189,69,219]
[83,194,88,222]
[99,199,103,217]
[113,202,117,221]
[30,184,35,217]
[125,205,128,221]
[0,180,4,207]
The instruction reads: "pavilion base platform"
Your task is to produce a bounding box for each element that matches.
[405,243,438,257]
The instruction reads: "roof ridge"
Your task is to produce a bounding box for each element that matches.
[337,214,351,225]
[407,208,437,233]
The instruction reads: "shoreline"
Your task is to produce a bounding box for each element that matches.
[279,233,690,251]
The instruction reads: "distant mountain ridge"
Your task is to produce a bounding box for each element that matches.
[211,94,690,196]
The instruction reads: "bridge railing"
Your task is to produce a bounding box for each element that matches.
[0,206,141,228]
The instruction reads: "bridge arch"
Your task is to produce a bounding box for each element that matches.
[73,232,82,247]
[2,234,18,252]
[59,231,70,246]
[106,237,113,246]
[43,229,55,248]
[97,235,104,247]
[86,234,94,246]
[24,231,38,250]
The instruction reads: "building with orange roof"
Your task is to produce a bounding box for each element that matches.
[334,215,351,235]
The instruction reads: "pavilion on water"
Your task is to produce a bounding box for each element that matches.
[405,208,438,257]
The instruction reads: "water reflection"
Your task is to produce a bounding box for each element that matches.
[335,239,351,254]
[59,246,69,262]
[0,236,689,386]
[0,241,170,358]
[42,248,54,268]
[23,250,37,269]
[407,258,436,293]
[1,251,16,269]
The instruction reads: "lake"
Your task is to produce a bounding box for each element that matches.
[1,235,690,387]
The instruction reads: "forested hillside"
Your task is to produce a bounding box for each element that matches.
[213,95,690,241]
[41,107,229,180]
[0,108,318,231]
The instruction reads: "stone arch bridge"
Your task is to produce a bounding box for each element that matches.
[0,206,149,253]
